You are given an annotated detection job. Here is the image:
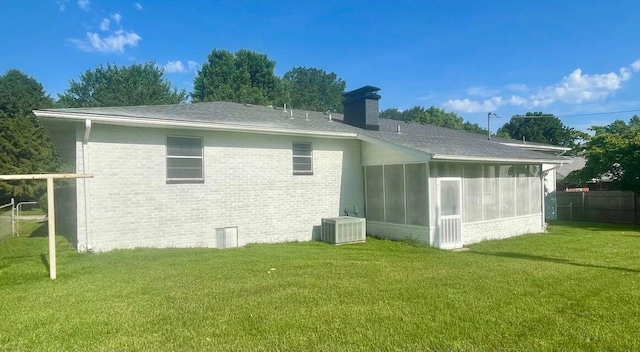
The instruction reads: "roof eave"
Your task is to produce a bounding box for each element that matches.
[33,110,358,139]
[499,142,571,152]
[432,154,565,164]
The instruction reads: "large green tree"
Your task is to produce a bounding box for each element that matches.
[192,49,280,105]
[497,112,587,153]
[380,106,487,134]
[58,62,187,108]
[0,70,61,199]
[281,67,345,113]
[566,117,640,192]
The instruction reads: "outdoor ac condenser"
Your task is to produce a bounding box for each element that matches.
[320,217,366,244]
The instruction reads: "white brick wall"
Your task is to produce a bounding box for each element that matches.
[461,214,543,245]
[75,125,363,251]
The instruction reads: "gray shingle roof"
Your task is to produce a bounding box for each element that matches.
[35,102,567,163]
[365,119,567,162]
[38,102,360,135]
[556,157,586,180]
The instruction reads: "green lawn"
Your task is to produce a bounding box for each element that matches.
[1,222,639,351]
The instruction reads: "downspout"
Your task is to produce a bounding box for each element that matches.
[82,119,92,251]
[541,163,564,231]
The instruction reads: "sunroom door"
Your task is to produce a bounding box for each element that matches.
[437,177,462,249]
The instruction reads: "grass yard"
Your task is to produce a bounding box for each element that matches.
[1,221,640,351]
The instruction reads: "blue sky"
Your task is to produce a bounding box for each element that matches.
[2,1,640,132]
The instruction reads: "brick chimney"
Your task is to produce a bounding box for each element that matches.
[342,86,381,130]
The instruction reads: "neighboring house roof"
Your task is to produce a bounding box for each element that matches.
[488,136,571,154]
[556,157,586,180]
[34,102,566,164]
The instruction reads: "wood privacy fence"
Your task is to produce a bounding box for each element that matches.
[556,191,640,225]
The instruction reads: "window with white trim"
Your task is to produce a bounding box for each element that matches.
[292,142,313,175]
[166,136,204,183]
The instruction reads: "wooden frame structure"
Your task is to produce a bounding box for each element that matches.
[0,173,93,280]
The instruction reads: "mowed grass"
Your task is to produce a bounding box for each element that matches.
[1,222,640,351]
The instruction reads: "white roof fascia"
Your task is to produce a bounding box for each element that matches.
[432,154,564,164]
[34,110,357,139]
[357,134,432,161]
[499,142,570,152]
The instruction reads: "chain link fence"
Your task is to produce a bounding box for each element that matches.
[16,202,47,236]
[0,199,15,241]
[0,200,48,241]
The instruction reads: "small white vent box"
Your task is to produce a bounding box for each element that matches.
[321,217,366,244]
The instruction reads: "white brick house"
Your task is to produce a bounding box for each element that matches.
[35,86,566,251]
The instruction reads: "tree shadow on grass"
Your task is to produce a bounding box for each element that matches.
[470,251,640,273]
[40,253,50,276]
[28,224,48,237]
[548,221,640,233]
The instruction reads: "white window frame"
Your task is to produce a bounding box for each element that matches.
[166,135,204,184]
[292,142,313,175]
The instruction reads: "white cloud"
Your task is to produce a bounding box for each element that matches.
[443,97,502,113]
[74,30,141,53]
[67,38,91,51]
[134,3,143,10]
[507,95,527,106]
[56,0,70,11]
[111,13,122,24]
[531,67,631,106]
[465,86,500,97]
[505,83,528,92]
[77,0,89,10]
[442,59,640,113]
[163,60,199,73]
[99,18,110,31]
[187,61,198,71]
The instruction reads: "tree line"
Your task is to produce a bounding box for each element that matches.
[1,48,639,199]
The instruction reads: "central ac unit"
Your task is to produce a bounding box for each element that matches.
[321,217,366,244]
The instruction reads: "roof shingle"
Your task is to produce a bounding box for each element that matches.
[35,102,567,163]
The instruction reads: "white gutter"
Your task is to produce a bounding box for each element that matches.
[33,111,357,139]
[432,154,564,164]
[82,119,92,251]
[499,142,570,153]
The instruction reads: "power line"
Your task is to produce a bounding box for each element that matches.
[555,109,640,118]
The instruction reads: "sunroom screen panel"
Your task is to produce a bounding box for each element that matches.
[500,165,516,218]
[405,163,428,226]
[483,165,500,220]
[516,165,530,216]
[365,166,384,222]
[384,165,406,224]
[530,165,542,214]
[463,164,483,222]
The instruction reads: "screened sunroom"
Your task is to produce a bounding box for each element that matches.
[363,161,545,249]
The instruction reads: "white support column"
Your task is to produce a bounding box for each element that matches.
[47,177,56,280]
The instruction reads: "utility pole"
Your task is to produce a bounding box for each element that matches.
[487,112,500,140]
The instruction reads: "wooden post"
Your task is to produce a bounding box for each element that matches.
[0,173,92,280]
[47,177,56,280]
